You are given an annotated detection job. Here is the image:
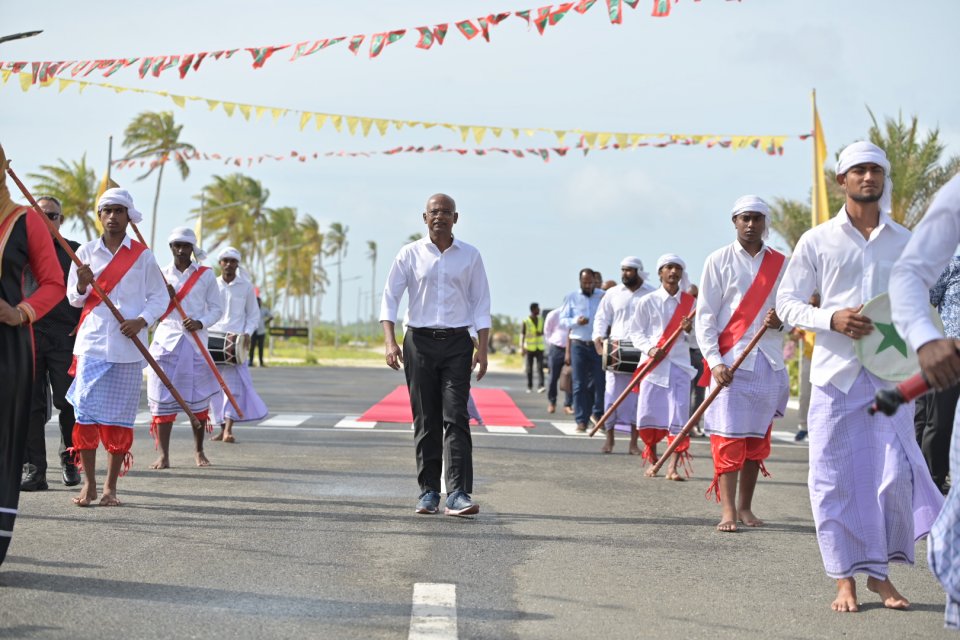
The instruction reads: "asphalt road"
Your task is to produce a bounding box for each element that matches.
[0,366,953,639]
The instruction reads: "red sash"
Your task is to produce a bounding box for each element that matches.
[157,266,210,322]
[72,239,147,336]
[697,248,785,387]
[630,290,696,393]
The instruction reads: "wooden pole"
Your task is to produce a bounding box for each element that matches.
[129,222,244,418]
[648,324,770,476]
[588,312,694,437]
[6,164,202,429]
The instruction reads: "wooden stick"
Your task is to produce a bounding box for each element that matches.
[648,323,770,475]
[129,222,244,418]
[589,312,694,437]
[6,164,202,430]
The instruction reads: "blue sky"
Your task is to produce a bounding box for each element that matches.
[2,0,958,321]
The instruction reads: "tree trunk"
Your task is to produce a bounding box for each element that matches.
[149,159,166,248]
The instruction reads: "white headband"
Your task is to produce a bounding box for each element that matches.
[730,195,770,218]
[168,226,207,261]
[620,255,649,281]
[97,188,143,224]
[656,253,690,293]
[218,246,241,262]
[835,141,893,215]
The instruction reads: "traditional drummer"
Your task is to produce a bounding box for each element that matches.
[208,246,268,442]
[592,256,655,454]
[777,141,943,613]
[630,254,696,478]
[146,226,223,469]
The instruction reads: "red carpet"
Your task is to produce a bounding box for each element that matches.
[357,385,533,427]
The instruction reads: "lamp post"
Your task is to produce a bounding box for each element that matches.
[0,30,42,45]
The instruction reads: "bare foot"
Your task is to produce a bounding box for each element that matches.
[601,431,614,454]
[99,493,122,507]
[644,467,658,478]
[866,576,910,610]
[223,434,236,443]
[71,485,97,507]
[665,471,686,481]
[211,431,224,441]
[149,456,170,470]
[195,451,211,467]
[738,509,764,527]
[832,577,859,612]
[628,444,642,455]
[716,520,738,533]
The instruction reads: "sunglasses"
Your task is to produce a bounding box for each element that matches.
[44,212,61,221]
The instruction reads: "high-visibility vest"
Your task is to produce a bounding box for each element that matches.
[522,316,545,351]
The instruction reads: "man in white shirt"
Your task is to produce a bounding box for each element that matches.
[208,247,268,443]
[380,193,491,517]
[777,142,943,613]
[543,307,573,414]
[592,256,655,454]
[697,195,788,533]
[631,254,696,477]
[65,188,168,507]
[889,174,960,629]
[146,227,223,469]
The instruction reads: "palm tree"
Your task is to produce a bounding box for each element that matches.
[325,222,349,347]
[192,173,271,268]
[122,111,196,247]
[366,240,377,322]
[27,156,98,240]
[406,232,423,243]
[866,109,960,229]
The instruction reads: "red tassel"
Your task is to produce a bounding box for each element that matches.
[757,460,771,478]
[149,418,159,451]
[118,452,134,478]
[705,474,721,502]
[64,447,84,471]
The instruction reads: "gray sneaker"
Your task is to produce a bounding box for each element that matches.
[415,490,440,514]
[444,490,479,517]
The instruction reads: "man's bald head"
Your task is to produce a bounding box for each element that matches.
[426,193,456,212]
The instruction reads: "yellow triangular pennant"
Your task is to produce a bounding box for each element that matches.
[299,112,312,131]
[596,133,612,147]
[554,130,566,144]
[583,132,598,147]
[614,133,628,147]
[255,106,267,121]
[222,102,236,116]
[238,104,252,120]
[459,125,470,143]
[271,108,284,122]
[360,117,373,136]
[346,116,359,135]
[315,114,328,130]
[331,115,343,132]
[19,73,32,92]
[375,119,389,136]
[472,127,486,145]
[491,127,503,138]
[206,99,220,111]
[170,95,186,108]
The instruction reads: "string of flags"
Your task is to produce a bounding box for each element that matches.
[111,134,805,172]
[1,0,742,85]
[2,69,788,152]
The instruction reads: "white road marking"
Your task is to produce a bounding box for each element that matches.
[484,425,530,434]
[551,421,587,436]
[771,430,808,446]
[134,411,152,426]
[409,583,457,640]
[334,416,376,429]
[259,414,312,427]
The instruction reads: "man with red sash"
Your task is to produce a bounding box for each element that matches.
[0,143,65,566]
[696,195,788,532]
[779,142,943,613]
[65,188,168,507]
[592,256,656,454]
[147,227,223,469]
[630,254,696,478]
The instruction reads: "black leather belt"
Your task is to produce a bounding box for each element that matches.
[409,326,469,340]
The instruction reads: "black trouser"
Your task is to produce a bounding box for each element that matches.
[546,343,571,407]
[24,330,76,475]
[248,332,266,366]
[525,349,544,389]
[403,330,473,495]
[1,323,33,566]
[689,347,705,417]
[914,385,959,493]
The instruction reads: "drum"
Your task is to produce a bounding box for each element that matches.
[602,338,643,373]
[208,331,241,365]
[853,293,944,382]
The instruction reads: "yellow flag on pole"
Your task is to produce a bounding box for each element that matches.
[811,90,830,227]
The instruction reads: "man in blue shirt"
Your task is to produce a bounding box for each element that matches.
[559,268,605,432]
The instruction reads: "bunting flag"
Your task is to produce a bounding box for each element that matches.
[811,89,830,227]
[2,1,741,84]
[109,135,795,172]
[2,69,793,153]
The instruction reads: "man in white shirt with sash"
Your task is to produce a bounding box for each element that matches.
[591,256,655,454]
[697,195,788,533]
[65,188,168,507]
[147,227,223,469]
[778,141,943,613]
[890,174,960,629]
[380,193,491,517]
[208,247,268,443]
[631,254,696,478]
